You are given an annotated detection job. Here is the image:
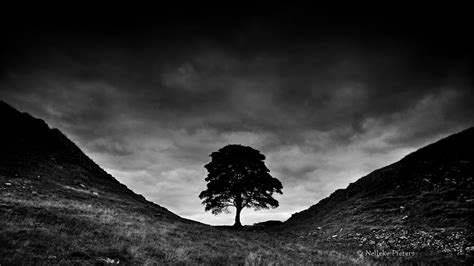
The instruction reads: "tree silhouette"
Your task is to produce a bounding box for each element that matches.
[199,144,283,227]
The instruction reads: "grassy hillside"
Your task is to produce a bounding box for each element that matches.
[1,101,472,264]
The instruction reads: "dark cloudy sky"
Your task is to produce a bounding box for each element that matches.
[1,6,473,225]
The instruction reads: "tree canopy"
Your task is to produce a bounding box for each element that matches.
[199,144,283,227]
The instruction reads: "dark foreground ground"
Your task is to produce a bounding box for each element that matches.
[1,179,471,265]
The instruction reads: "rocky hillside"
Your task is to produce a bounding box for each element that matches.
[284,127,474,261]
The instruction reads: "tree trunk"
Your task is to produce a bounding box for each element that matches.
[234,193,242,227]
[234,206,242,227]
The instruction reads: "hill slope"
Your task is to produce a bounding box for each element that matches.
[0,101,177,218]
[284,127,474,261]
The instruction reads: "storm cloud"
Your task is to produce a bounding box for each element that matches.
[1,6,473,224]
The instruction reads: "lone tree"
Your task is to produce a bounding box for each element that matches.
[199,144,283,227]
